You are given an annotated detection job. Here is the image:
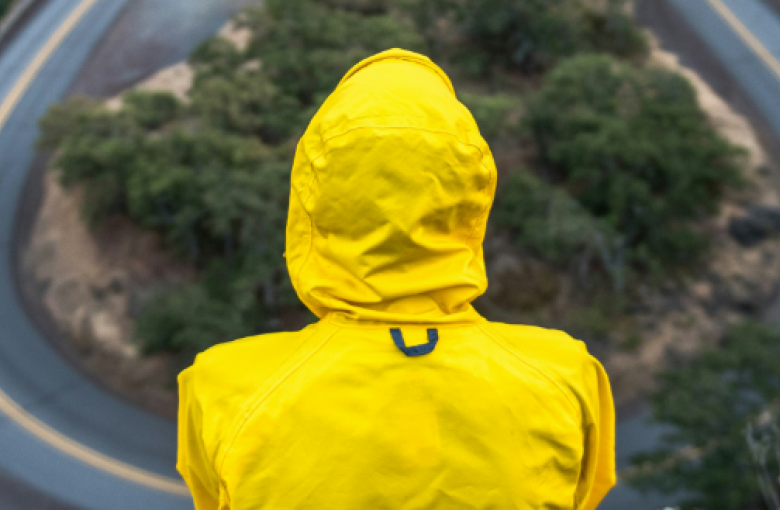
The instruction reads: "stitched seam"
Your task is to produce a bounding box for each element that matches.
[325,314,488,329]
[213,324,330,474]
[340,56,455,94]
[216,325,341,477]
[469,161,494,238]
[293,186,315,284]
[307,125,486,168]
[478,324,581,417]
[299,156,318,208]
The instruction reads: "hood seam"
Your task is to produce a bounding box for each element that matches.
[310,125,487,165]
[291,185,315,289]
[469,158,496,238]
[324,314,488,328]
[337,50,455,96]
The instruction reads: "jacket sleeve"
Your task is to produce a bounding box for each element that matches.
[177,364,221,510]
[576,356,616,510]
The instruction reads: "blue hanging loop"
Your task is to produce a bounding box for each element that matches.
[390,328,439,357]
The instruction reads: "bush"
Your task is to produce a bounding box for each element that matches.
[125,129,288,263]
[629,321,780,510]
[135,281,250,355]
[527,54,744,274]
[39,99,296,354]
[580,0,648,59]
[239,0,425,106]
[492,170,631,292]
[190,70,301,143]
[123,91,181,130]
[136,254,301,355]
[39,98,142,222]
[0,0,12,20]
[189,36,244,81]
[459,92,522,142]
[494,170,616,266]
[406,0,646,75]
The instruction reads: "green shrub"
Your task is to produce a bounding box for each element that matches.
[240,0,425,106]
[580,0,648,59]
[0,0,12,20]
[406,0,646,75]
[125,129,288,263]
[629,320,780,510]
[320,0,392,15]
[190,70,301,142]
[493,170,616,266]
[135,281,249,355]
[528,54,744,274]
[135,253,300,354]
[123,91,181,130]
[189,36,244,81]
[39,98,141,222]
[459,92,522,142]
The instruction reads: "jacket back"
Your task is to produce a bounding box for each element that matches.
[177,49,615,510]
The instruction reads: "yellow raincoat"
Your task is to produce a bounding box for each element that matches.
[177,49,616,510]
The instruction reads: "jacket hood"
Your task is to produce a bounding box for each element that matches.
[285,49,497,324]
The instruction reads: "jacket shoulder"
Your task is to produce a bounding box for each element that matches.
[183,323,321,401]
[177,323,325,471]
[486,322,589,362]
[483,322,605,411]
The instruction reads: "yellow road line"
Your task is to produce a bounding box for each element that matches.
[0,0,189,496]
[0,386,189,495]
[705,0,780,83]
[0,0,95,132]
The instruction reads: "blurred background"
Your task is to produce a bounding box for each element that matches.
[2,0,780,508]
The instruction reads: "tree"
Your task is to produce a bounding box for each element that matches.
[405,0,647,76]
[0,0,13,20]
[629,320,780,510]
[527,54,744,275]
[493,170,618,268]
[239,0,425,106]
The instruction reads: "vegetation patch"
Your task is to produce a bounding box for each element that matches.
[629,320,780,510]
[0,0,12,21]
[39,0,744,364]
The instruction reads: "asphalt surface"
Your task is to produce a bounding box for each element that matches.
[0,0,779,509]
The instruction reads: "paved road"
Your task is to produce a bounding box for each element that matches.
[1,0,780,509]
[0,0,246,508]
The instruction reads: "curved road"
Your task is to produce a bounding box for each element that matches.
[0,0,779,509]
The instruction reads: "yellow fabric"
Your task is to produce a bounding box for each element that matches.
[178,48,616,510]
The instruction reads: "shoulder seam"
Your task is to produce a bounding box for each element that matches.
[478,323,581,417]
[215,324,341,477]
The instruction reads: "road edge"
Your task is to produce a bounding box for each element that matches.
[0,0,47,52]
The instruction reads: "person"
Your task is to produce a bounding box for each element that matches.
[177,48,615,510]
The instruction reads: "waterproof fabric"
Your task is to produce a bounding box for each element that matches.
[178,48,616,510]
